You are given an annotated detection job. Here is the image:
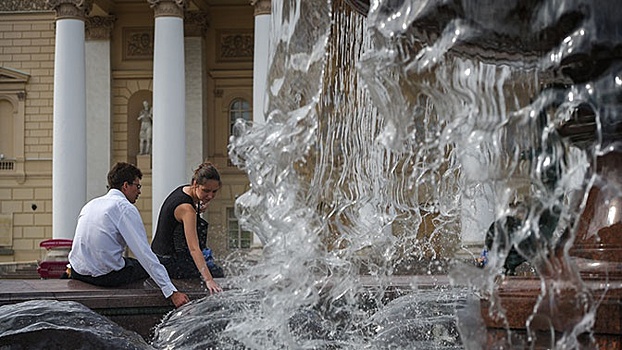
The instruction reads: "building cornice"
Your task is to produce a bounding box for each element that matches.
[0,0,48,12]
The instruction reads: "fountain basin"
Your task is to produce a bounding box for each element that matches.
[0,276,467,349]
[480,276,622,348]
[0,276,448,343]
[0,278,220,340]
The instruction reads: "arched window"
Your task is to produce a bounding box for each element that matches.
[0,99,14,165]
[0,67,28,175]
[229,98,251,137]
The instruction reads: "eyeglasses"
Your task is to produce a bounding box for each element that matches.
[128,182,142,190]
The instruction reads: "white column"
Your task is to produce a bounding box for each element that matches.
[85,16,114,201]
[151,0,187,228]
[50,1,90,240]
[252,0,272,124]
[250,0,272,248]
[185,36,204,181]
[459,147,496,255]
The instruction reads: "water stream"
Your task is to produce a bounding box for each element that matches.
[224,0,621,348]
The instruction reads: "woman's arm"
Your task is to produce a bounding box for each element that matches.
[174,203,222,294]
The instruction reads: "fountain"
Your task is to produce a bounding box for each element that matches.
[0,300,152,349]
[225,0,622,348]
[2,0,622,348]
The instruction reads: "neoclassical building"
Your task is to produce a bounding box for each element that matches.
[0,0,272,263]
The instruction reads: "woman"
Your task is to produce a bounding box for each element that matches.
[152,161,223,294]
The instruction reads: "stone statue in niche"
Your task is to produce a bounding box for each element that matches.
[138,100,153,155]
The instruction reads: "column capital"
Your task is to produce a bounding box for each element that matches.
[148,0,188,18]
[46,0,92,20]
[184,10,210,37]
[85,15,116,40]
[250,0,271,16]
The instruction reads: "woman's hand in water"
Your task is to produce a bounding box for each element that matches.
[204,279,223,294]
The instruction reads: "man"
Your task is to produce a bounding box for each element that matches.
[68,162,189,308]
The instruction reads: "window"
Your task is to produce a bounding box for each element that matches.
[229,98,251,137]
[0,67,28,176]
[227,207,252,249]
[0,99,15,170]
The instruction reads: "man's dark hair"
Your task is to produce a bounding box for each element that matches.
[107,162,142,190]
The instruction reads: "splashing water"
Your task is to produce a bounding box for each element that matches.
[224,0,622,349]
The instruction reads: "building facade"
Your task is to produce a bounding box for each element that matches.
[0,0,266,262]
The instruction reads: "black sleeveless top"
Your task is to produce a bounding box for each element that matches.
[152,185,196,256]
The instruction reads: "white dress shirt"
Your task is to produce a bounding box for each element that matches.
[68,189,177,298]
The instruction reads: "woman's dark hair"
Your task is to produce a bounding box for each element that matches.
[107,162,143,190]
[192,161,221,186]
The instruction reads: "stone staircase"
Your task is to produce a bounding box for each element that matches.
[0,261,41,279]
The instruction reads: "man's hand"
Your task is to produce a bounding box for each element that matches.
[170,291,190,308]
